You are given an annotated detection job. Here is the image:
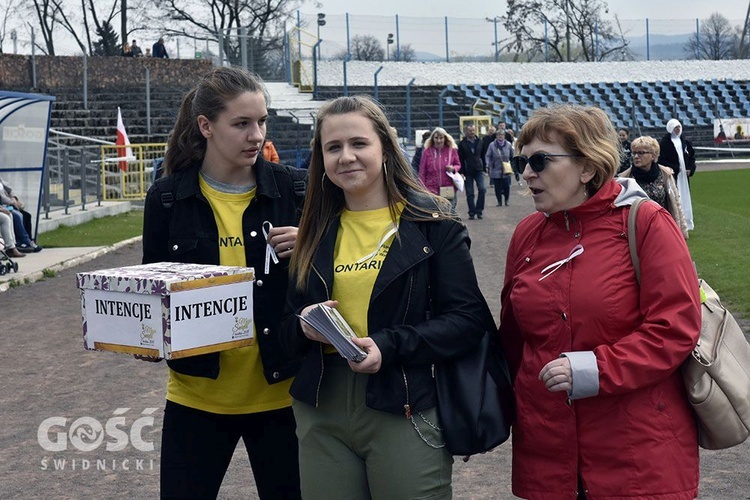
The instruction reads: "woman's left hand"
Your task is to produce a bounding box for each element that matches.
[539,357,572,393]
[348,337,382,374]
[267,225,298,259]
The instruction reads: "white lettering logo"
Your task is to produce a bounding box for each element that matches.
[37,408,158,452]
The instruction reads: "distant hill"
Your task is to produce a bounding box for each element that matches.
[414,51,444,62]
[627,33,694,61]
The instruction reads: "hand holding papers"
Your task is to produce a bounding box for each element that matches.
[298,304,368,363]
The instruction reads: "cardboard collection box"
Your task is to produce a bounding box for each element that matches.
[77,262,255,359]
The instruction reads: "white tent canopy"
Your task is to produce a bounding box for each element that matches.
[0,90,56,240]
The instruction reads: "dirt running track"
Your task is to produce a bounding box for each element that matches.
[1,183,748,499]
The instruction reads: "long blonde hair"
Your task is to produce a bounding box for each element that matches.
[423,126,458,149]
[290,95,451,290]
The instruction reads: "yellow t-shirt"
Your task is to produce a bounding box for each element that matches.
[165,175,292,414]
[328,204,402,353]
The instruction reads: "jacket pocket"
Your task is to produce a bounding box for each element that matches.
[167,238,198,258]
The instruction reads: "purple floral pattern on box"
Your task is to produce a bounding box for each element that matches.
[78,262,254,353]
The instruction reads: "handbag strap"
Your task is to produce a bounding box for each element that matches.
[627,198,647,285]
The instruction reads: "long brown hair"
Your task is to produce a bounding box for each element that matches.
[163,67,270,174]
[290,95,451,290]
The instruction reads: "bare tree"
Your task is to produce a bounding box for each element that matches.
[25,0,147,55]
[398,43,415,62]
[150,0,294,78]
[739,1,750,59]
[684,13,737,60]
[0,0,19,53]
[28,0,61,54]
[349,34,384,61]
[502,0,630,62]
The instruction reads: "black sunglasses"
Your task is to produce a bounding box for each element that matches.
[511,153,581,173]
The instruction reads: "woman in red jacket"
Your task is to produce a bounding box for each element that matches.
[500,105,701,499]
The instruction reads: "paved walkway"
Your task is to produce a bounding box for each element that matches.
[1,182,748,498]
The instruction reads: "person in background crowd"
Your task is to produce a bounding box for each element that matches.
[617,128,631,173]
[496,122,520,183]
[140,67,305,499]
[418,127,461,210]
[411,130,432,177]
[130,40,143,57]
[262,138,280,163]
[481,123,497,165]
[458,123,487,220]
[658,119,695,231]
[0,207,25,258]
[122,42,132,57]
[0,177,41,252]
[390,126,409,161]
[618,135,688,239]
[280,94,494,500]
[152,38,169,58]
[497,121,513,143]
[485,128,514,206]
[500,104,700,500]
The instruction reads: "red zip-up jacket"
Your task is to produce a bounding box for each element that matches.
[499,179,701,499]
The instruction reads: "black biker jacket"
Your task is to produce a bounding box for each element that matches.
[279,196,495,415]
[141,157,307,383]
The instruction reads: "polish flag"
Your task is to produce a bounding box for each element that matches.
[116,107,133,172]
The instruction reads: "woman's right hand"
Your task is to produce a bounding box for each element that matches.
[299,300,338,344]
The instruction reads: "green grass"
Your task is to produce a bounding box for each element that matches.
[39,210,144,248]
[688,169,750,317]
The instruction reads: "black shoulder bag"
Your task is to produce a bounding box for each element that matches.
[425,227,515,456]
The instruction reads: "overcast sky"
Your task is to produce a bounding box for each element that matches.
[299,0,750,20]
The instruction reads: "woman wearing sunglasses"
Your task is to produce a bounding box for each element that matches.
[618,135,689,239]
[499,105,701,499]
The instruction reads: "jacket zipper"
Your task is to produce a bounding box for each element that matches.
[311,264,330,408]
[564,211,570,231]
[402,367,412,419]
[402,273,415,419]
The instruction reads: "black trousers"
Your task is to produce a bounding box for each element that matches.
[160,400,301,499]
[492,176,511,205]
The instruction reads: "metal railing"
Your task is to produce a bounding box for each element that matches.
[43,131,167,217]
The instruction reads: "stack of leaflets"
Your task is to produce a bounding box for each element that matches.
[298,304,368,363]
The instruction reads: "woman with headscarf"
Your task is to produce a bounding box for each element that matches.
[658,119,695,230]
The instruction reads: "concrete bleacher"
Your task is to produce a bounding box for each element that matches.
[46,69,749,164]
[316,77,748,159]
[49,84,317,163]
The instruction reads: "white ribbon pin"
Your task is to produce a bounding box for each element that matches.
[262,221,280,275]
[538,244,584,281]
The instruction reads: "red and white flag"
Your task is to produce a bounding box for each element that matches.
[116,106,133,172]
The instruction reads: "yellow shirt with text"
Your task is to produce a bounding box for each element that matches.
[166,176,292,414]
[328,204,403,353]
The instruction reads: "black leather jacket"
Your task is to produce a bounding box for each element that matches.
[141,157,307,384]
[279,196,495,415]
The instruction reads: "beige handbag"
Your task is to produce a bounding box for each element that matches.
[628,198,750,450]
[682,280,750,449]
[439,185,455,200]
[502,161,513,175]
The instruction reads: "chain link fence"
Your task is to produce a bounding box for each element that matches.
[4,14,748,63]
